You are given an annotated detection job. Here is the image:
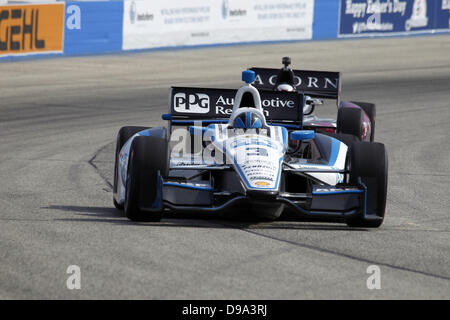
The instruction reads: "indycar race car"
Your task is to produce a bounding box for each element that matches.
[250,57,376,144]
[113,67,388,228]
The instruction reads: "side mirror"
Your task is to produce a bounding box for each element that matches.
[290,130,315,141]
[303,104,314,115]
[304,96,323,115]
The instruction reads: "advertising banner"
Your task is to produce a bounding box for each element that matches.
[0,3,64,57]
[170,87,303,123]
[250,67,340,98]
[339,0,450,37]
[123,0,314,50]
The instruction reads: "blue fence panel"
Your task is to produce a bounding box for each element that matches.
[435,1,450,29]
[313,0,339,40]
[64,1,124,55]
[339,0,450,37]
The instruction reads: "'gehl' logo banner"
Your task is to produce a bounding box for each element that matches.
[0,4,64,56]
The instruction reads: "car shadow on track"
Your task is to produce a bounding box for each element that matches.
[44,204,368,231]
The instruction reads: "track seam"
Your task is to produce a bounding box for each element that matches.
[89,141,450,282]
[220,223,450,282]
[88,142,114,190]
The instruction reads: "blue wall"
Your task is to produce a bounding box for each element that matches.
[64,1,123,55]
[1,0,449,61]
[313,0,340,40]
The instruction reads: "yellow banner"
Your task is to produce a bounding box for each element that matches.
[0,4,64,56]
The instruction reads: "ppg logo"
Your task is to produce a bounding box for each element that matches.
[174,93,210,114]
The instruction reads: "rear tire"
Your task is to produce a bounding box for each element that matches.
[113,126,149,209]
[324,132,360,148]
[337,107,364,140]
[124,135,169,222]
[351,101,376,142]
[346,142,388,228]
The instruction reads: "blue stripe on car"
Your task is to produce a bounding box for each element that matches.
[163,182,213,191]
[235,117,245,128]
[327,138,340,166]
[252,118,262,129]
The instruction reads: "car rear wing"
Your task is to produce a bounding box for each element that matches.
[249,67,341,102]
[166,86,304,129]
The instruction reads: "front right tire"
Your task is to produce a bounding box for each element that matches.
[346,142,388,228]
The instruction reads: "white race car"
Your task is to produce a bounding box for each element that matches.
[113,69,388,228]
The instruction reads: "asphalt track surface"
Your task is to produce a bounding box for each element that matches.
[0,36,449,299]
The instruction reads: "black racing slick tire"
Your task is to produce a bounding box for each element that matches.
[351,101,376,142]
[337,107,364,140]
[346,142,388,228]
[124,135,169,222]
[324,132,360,148]
[113,126,150,210]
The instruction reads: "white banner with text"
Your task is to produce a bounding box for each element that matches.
[122,0,314,50]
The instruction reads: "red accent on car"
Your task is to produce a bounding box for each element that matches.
[317,127,336,134]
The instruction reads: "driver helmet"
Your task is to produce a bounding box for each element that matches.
[276,83,295,92]
[233,110,264,129]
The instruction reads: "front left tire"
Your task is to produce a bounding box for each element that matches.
[124,134,169,222]
[113,126,150,210]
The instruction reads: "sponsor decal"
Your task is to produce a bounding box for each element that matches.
[254,1,310,21]
[216,95,295,109]
[221,0,247,20]
[250,68,340,96]
[238,158,279,187]
[174,93,210,114]
[213,95,296,118]
[0,4,64,56]
[161,5,210,25]
[222,0,229,19]
[170,87,302,123]
[129,1,154,25]
[129,1,136,24]
[123,0,313,51]
[254,74,338,90]
[122,0,213,50]
[230,137,275,150]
